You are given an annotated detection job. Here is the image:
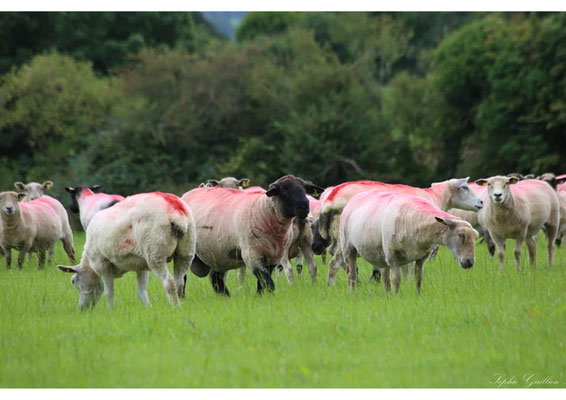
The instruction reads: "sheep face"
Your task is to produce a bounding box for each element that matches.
[0,191,24,216]
[475,176,518,204]
[14,181,53,201]
[58,265,103,310]
[266,175,324,220]
[436,217,479,269]
[310,219,330,254]
[207,177,250,189]
[447,177,484,211]
[65,185,102,213]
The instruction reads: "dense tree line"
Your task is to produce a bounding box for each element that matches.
[1,12,565,219]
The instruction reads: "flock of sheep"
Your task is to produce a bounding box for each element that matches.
[0,171,564,310]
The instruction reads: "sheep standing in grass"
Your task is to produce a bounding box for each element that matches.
[0,192,75,269]
[14,180,56,262]
[181,175,323,295]
[536,173,566,246]
[318,178,483,286]
[340,191,478,294]
[65,185,125,230]
[58,192,196,310]
[475,176,559,271]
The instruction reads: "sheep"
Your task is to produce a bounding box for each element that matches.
[341,191,478,294]
[207,177,250,190]
[318,178,483,286]
[14,180,54,201]
[536,173,566,246]
[58,192,196,310]
[14,180,56,262]
[65,185,125,230]
[0,192,75,269]
[475,176,559,271]
[181,175,323,295]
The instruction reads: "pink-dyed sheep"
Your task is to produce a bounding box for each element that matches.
[58,192,196,310]
[319,178,483,285]
[181,175,323,295]
[65,185,125,230]
[475,176,559,271]
[0,192,75,269]
[341,191,478,294]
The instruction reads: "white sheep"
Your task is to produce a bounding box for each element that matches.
[0,192,75,269]
[65,185,125,230]
[58,192,196,310]
[14,180,54,201]
[340,191,478,294]
[475,176,559,271]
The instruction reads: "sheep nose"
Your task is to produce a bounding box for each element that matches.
[5,206,13,213]
[461,258,474,269]
[493,193,502,199]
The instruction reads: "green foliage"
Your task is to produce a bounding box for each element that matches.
[236,12,301,42]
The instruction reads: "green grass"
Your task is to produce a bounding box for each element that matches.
[1,232,566,388]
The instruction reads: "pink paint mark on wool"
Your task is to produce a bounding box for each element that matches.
[152,192,188,216]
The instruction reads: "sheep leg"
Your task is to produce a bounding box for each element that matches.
[526,236,537,268]
[299,243,317,284]
[380,268,391,293]
[514,236,524,272]
[17,250,27,270]
[151,261,180,306]
[253,264,275,295]
[327,251,343,287]
[321,252,327,264]
[295,250,303,275]
[47,246,55,264]
[136,270,151,306]
[370,267,381,282]
[279,252,294,285]
[415,257,426,294]
[544,223,557,267]
[391,263,401,293]
[485,231,496,259]
[237,267,247,284]
[210,270,230,296]
[491,234,506,272]
[344,249,358,294]
[401,264,410,279]
[173,250,193,300]
[5,249,11,269]
[99,273,115,309]
[61,237,76,264]
[38,250,46,270]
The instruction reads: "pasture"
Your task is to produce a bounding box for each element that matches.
[1,232,565,388]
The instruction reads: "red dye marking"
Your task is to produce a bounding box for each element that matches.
[125,238,133,245]
[137,219,141,223]
[128,224,132,230]
[326,180,388,202]
[152,192,188,216]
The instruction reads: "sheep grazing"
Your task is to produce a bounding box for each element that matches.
[475,176,559,271]
[0,192,75,269]
[58,192,196,310]
[340,191,478,294]
[181,175,323,295]
[65,185,125,230]
[318,178,483,286]
[14,181,54,201]
[207,177,251,190]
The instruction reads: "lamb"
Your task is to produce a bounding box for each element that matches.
[207,177,250,189]
[340,191,478,294]
[475,176,559,271]
[0,192,75,269]
[318,178,483,285]
[14,181,54,201]
[58,192,196,310]
[65,185,125,230]
[181,175,323,295]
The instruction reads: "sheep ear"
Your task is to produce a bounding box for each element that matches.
[556,177,566,185]
[90,185,102,191]
[304,182,324,198]
[475,179,488,186]
[435,216,456,227]
[58,265,78,274]
[239,179,250,188]
[43,181,54,189]
[508,177,519,185]
[452,177,469,187]
[523,174,535,179]
[65,187,75,193]
[14,182,27,191]
[207,180,220,187]
[266,186,279,197]
[17,193,26,202]
[198,183,205,188]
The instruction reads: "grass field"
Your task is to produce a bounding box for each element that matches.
[1,232,565,388]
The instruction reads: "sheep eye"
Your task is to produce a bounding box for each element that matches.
[458,233,466,243]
